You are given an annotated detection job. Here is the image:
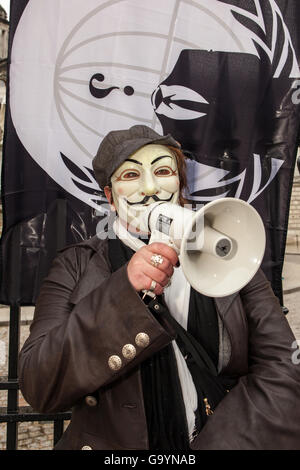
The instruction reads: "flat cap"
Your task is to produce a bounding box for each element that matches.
[92,125,181,188]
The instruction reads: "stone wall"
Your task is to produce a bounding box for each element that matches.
[288,173,300,231]
[286,152,300,252]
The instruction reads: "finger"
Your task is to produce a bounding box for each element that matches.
[138,246,174,277]
[128,266,165,294]
[150,258,174,279]
[147,254,174,278]
[142,263,170,286]
[147,242,179,266]
[145,277,164,296]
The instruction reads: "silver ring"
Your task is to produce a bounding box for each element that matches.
[151,254,164,268]
[149,280,157,292]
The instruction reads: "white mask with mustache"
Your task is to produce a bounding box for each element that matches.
[111,144,180,232]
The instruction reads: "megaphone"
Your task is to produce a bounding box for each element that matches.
[139,198,266,298]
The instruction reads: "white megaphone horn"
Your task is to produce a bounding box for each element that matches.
[140,198,266,298]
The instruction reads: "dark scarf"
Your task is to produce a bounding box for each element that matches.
[108,236,237,450]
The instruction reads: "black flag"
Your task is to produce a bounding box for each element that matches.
[1,0,299,305]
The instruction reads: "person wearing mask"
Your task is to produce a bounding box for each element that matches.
[19,125,300,450]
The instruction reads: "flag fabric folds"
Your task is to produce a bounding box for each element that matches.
[1,0,299,305]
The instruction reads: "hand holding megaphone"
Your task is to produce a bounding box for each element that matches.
[127,241,179,297]
[136,198,266,297]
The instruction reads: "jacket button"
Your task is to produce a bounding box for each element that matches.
[81,445,92,450]
[135,332,150,348]
[108,355,122,371]
[85,395,98,407]
[122,344,136,360]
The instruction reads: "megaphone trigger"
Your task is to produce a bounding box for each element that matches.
[149,229,181,254]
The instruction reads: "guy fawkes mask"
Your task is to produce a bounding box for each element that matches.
[110,144,180,230]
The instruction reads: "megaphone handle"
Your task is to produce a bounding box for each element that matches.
[149,230,180,254]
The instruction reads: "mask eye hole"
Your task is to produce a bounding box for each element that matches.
[154,166,174,177]
[117,169,140,181]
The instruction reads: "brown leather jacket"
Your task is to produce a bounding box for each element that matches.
[18,235,300,450]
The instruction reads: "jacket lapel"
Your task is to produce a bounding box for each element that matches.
[215,292,249,375]
[214,293,239,321]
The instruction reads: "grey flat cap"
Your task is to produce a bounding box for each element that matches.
[92,125,181,188]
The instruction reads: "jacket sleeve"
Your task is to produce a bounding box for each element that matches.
[191,269,300,450]
[18,246,175,414]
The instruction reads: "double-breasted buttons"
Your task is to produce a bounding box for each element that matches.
[135,332,150,348]
[81,445,92,450]
[122,344,136,360]
[108,335,150,371]
[85,395,98,407]
[108,355,122,371]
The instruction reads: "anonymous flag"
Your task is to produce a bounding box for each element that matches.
[0,0,299,305]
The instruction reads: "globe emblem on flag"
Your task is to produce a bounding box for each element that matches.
[9,0,299,211]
